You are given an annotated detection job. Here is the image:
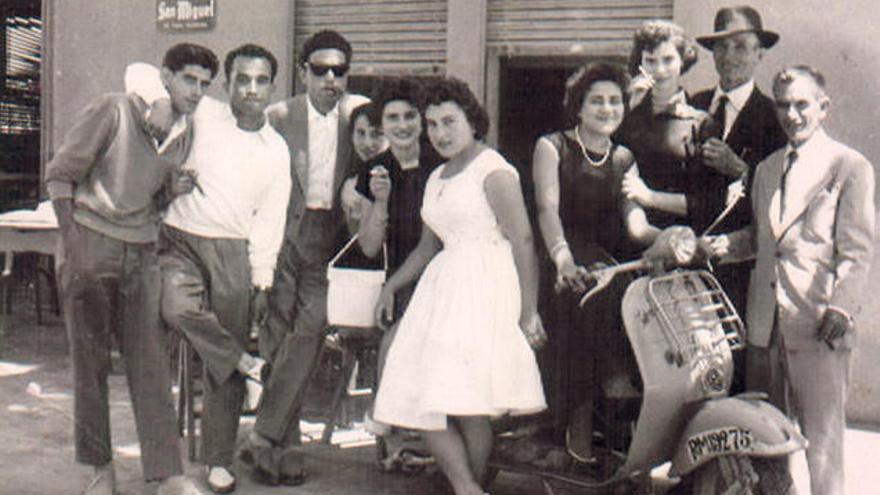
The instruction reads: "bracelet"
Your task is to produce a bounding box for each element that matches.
[548,239,569,259]
[551,246,574,270]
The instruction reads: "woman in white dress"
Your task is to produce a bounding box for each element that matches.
[372,78,547,495]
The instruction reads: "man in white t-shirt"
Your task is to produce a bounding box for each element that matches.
[127,43,291,493]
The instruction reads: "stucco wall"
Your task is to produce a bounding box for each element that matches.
[47,0,292,154]
[675,0,880,424]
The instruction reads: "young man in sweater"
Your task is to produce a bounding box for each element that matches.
[45,43,218,495]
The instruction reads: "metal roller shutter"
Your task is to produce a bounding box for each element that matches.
[488,0,673,57]
[294,0,447,76]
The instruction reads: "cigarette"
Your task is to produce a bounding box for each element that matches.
[639,65,651,79]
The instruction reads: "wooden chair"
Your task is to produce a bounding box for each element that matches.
[319,326,383,444]
[176,338,201,461]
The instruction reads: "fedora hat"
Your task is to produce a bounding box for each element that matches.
[696,6,779,49]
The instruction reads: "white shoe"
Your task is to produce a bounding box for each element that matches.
[206,466,236,494]
[83,463,115,495]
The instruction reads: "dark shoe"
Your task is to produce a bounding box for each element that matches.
[248,447,282,486]
[206,466,236,494]
[278,447,307,486]
[237,430,272,468]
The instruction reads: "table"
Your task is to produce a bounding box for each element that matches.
[0,202,58,322]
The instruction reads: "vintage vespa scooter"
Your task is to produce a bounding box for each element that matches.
[488,228,806,494]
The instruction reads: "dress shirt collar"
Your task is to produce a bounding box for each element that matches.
[785,127,828,158]
[306,96,339,122]
[711,79,754,114]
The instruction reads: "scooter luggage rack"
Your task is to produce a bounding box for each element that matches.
[645,270,745,369]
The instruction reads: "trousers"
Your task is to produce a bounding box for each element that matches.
[747,329,851,495]
[256,209,338,446]
[57,225,181,480]
[160,225,251,467]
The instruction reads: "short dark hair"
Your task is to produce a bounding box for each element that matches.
[563,62,630,128]
[628,20,698,77]
[373,77,424,122]
[224,44,278,82]
[349,102,380,135]
[300,30,353,66]
[422,78,489,140]
[162,43,219,78]
[773,64,827,96]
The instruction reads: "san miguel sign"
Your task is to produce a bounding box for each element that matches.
[157,0,216,32]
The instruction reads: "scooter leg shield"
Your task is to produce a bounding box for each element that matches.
[668,395,807,477]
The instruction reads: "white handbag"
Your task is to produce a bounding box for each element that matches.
[326,234,389,328]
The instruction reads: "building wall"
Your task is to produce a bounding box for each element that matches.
[675,0,880,424]
[46,0,292,154]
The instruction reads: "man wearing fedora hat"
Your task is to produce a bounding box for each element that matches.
[689,6,787,350]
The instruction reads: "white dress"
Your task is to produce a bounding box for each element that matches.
[373,148,547,431]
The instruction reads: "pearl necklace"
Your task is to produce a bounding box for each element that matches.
[573,126,611,167]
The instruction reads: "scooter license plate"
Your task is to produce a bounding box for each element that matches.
[686,426,754,463]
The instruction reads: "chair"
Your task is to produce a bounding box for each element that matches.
[1,251,60,325]
[175,333,260,462]
[319,326,383,444]
[176,338,201,461]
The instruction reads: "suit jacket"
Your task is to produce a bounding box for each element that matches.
[267,93,368,248]
[726,129,875,350]
[689,86,787,233]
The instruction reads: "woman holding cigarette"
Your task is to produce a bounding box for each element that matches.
[354,78,443,319]
[615,20,710,247]
[532,62,655,462]
[373,78,546,495]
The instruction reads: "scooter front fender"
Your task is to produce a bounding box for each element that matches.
[669,393,807,477]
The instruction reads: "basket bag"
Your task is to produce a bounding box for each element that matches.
[326,234,388,328]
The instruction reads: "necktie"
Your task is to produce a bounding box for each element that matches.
[779,150,797,222]
[711,94,728,139]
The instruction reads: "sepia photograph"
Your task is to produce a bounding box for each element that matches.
[1,1,878,493]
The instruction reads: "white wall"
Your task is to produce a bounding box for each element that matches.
[676,0,880,424]
[47,0,292,154]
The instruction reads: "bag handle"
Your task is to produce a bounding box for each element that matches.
[329,233,388,270]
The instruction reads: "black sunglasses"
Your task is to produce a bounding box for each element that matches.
[308,63,350,77]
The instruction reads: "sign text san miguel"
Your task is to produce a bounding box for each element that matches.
[157,0,216,32]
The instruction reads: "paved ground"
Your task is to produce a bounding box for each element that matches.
[2,295,879,494]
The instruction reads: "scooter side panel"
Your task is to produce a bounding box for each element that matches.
[619,276,693,473]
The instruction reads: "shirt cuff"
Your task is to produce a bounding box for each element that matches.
[46,181,74,200]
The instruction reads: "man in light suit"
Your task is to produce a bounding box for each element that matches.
[242,30,368,485]
[711,65,874,495]
[690,6,787,320]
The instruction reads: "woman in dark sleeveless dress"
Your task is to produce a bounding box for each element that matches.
[532,62,655,462]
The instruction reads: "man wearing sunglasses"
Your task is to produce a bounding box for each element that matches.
[240,30,369,486]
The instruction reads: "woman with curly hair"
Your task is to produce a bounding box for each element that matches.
[372,78,547,495]
[615,20,711,244]
[532,61,658,463]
